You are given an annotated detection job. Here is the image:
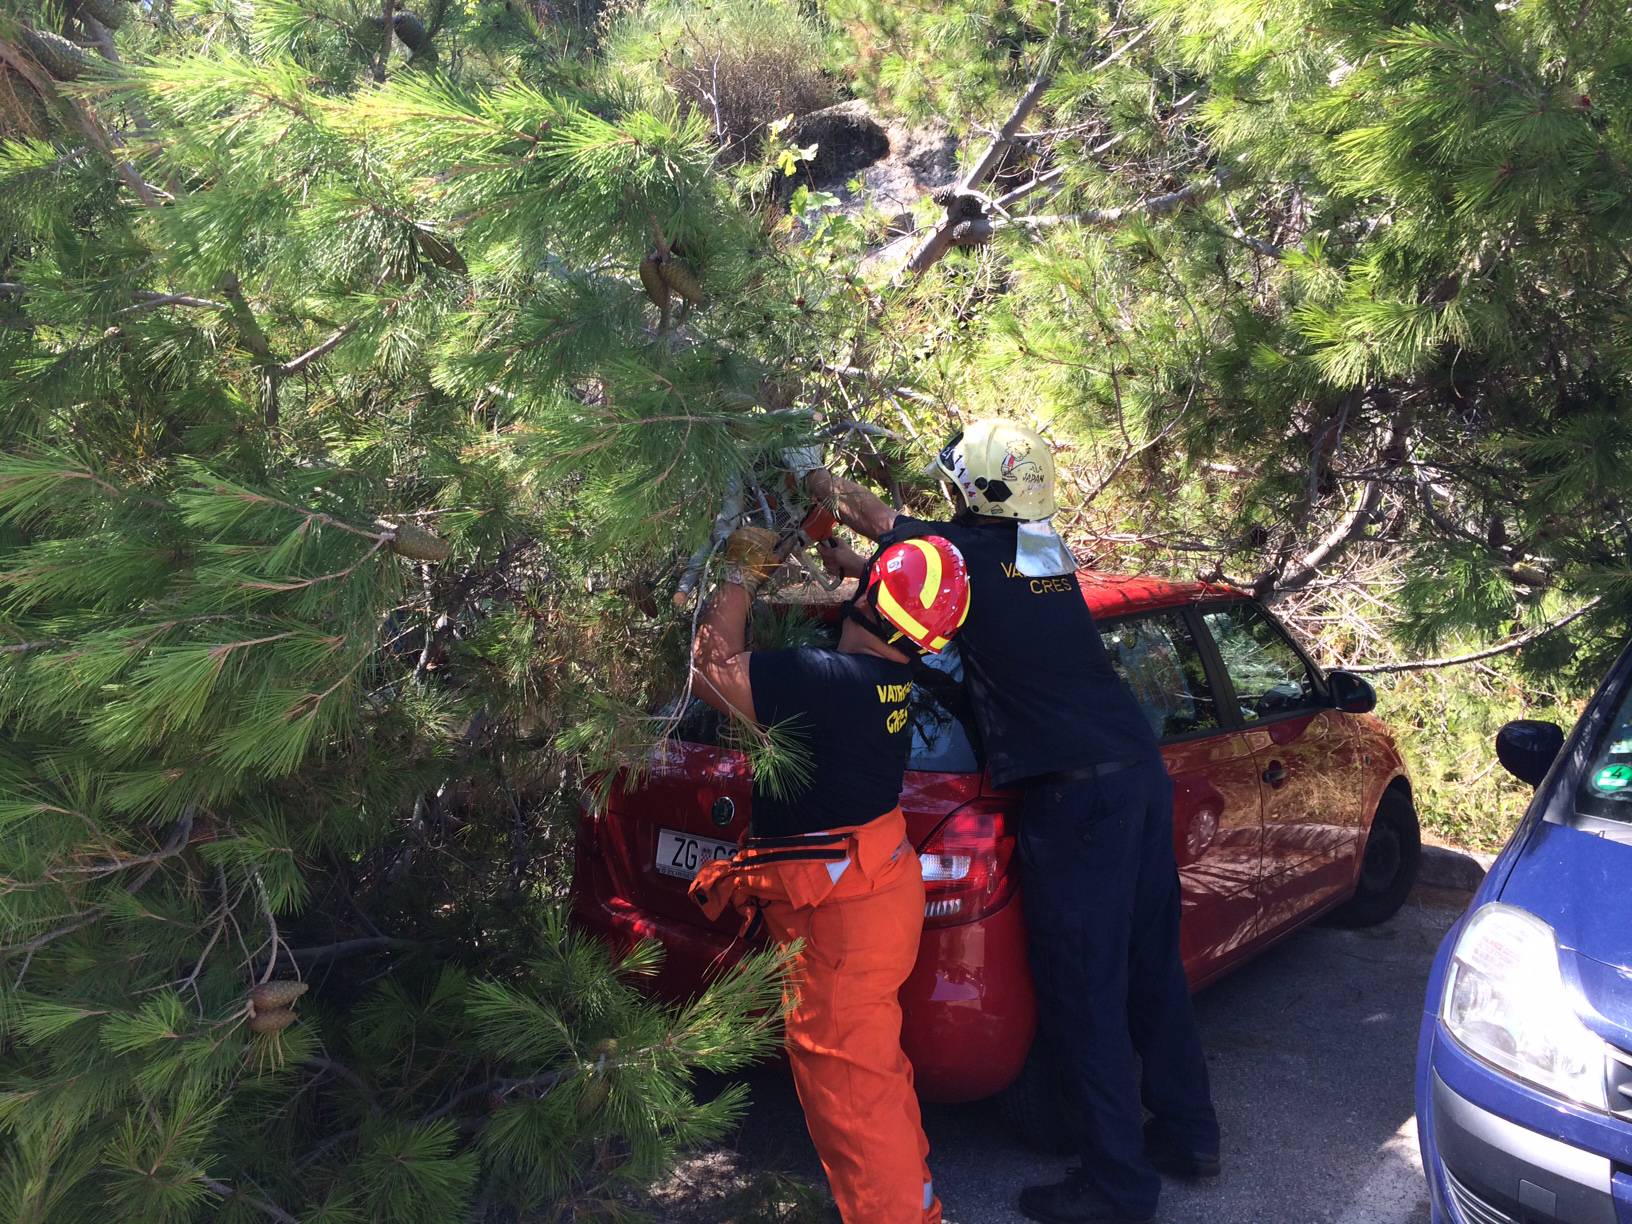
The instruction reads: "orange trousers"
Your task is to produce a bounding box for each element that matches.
[690,809,941,1224]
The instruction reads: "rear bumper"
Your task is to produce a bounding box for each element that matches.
[570,876,1035,1104]
[1419,1019,1632,1224]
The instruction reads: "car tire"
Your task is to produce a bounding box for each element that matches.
[996,1043,1077,1155]
[1325,787,1420,928]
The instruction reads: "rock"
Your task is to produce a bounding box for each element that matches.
[897,124,959,190]
[787,101,890,190]
[778,97,961,279]
[1419,842,1497,892]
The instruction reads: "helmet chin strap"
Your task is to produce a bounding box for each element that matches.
[842,593,917,656]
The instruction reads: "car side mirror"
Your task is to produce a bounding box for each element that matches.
[1495,719,1565,787]
[1327,670,1377,715]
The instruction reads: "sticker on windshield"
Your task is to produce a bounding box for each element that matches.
[1590,764,1632,795]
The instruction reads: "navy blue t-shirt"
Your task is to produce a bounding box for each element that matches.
[747,648,914,837]
[883,516,1156,786]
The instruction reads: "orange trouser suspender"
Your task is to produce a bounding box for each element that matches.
[690,809,942,1224]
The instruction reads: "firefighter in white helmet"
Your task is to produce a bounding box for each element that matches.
[792,422,1220,1224]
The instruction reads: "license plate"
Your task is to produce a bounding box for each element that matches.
[654,828,736,880]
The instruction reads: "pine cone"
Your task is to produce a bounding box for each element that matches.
[388,522,451,563]
[392,11,429,51]
[73,0,130,30]
[575,1074,611,1119]
[657,257,705,308]
[638,254,671,310]
[247,1008,297,1035]
[249,980,309,1013]
[414,227,467,274]
[21,29,94,81]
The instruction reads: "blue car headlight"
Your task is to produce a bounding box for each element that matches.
[1441,903,1607,1111]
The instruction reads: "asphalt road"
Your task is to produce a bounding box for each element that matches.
[649,885,1465,1224]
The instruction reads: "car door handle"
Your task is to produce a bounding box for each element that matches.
[1262,761,1289,787]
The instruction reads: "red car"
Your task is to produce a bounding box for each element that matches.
[572,574,1418,1142]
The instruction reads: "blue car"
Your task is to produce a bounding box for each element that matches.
[1417,646,1632,1224]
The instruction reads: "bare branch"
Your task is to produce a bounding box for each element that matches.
[901,28,1152,278]
[1013,170,1230,230]
[1345,597,1604,674]
[994,166,1064,210]
[200,1176,299,1224]
[1256,410,1409,599]
[287,935,420,965]
[281,324,357,376]
[124,291,230,313]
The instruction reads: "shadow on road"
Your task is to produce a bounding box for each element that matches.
[647,886,1465,1224]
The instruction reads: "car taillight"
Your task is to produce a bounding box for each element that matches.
[917,802,1016,928]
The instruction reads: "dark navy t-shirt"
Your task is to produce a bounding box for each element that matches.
[747,648,914,837]
[883,515,1156,786]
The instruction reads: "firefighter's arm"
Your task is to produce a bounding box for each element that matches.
[692,582,756,723]
[690,528,783,722]
[800,468,900,542]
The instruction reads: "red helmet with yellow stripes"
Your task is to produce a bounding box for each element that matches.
[864,535,971,655]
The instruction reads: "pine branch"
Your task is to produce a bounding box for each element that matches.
[1,285,227,311]
[1345,597,1604,673]
[219,273,282,426]
[1012,170,1230,230]
[901,28,1152,278]
[200,1176,299,1224]
[957,58,1060,195]
[1255,410,1409,598]
[287,935,422,964]
[374,0,395,82]
[281,324,357,376]
[124,291,230,313]
[993,166,1063,210]
[304,1057,380,1112]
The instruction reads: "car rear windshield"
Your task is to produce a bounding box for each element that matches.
[660,642,982,775]
[1577,684,1632,823]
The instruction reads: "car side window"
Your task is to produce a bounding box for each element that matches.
[1098,611,1221,740]
[1202,603,1321,722]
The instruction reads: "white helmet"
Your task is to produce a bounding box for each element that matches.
[934,419,1057,521]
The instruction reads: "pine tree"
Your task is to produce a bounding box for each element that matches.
[0,0,833,1217]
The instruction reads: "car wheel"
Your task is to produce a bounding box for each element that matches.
[996,1043,1077,1155]
[1325,787,1420,928]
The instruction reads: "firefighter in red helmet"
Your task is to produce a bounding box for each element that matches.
[689,526,971,1224]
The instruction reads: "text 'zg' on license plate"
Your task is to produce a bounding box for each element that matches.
[654,828,736,880]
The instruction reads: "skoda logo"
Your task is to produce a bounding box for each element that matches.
[710,796,735,828]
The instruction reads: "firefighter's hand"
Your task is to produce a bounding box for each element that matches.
[722,526,783,594]
[817,538,867,580]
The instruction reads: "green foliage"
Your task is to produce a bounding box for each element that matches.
[0,0,835,1215]
[1378,664,1581,852]
[6,0,1632,1210]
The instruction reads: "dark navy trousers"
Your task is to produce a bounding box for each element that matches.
[1018,753,1219,1217]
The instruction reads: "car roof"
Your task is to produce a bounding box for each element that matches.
[1077,571,1242,616]
[774,571,1242,616]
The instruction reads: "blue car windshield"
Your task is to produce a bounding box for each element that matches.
[1577,688,1632,822]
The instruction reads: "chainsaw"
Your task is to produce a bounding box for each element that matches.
[672,469,846,608]
[768,472,844,593]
